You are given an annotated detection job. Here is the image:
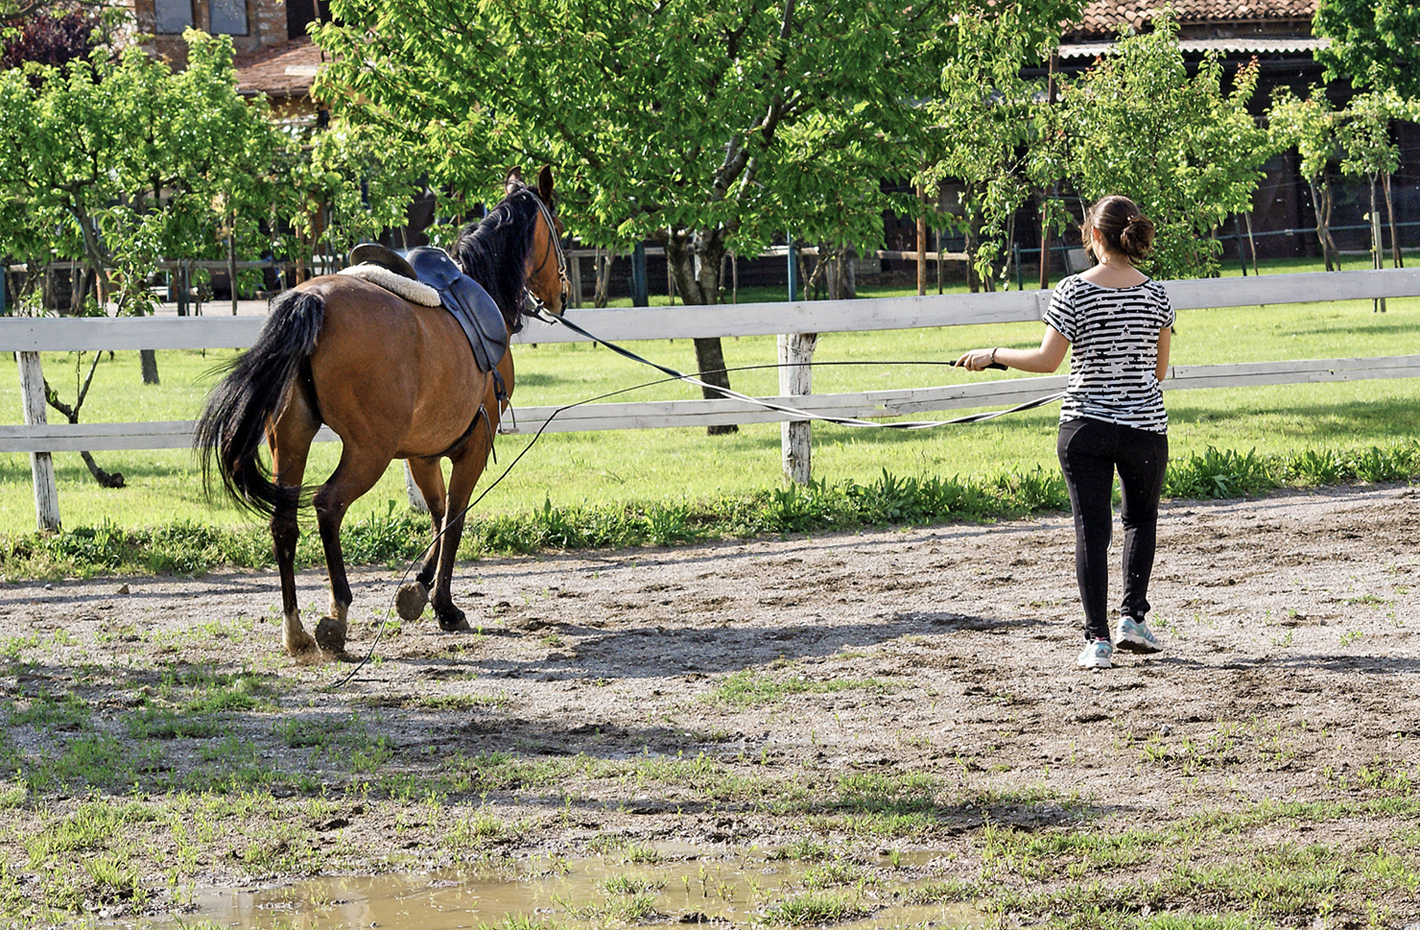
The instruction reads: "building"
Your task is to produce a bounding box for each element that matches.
[1052,0,1419,263]
[129,0,326,118]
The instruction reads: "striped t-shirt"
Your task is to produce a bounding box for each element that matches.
[1042,275,1174,433]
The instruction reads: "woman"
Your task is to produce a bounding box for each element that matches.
[956,195,1173,670]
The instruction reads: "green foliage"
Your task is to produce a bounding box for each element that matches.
[0,34,285,310]
[1163,441,1420,499]
[0,438,1417,577]
[924,14,1049,289]
[1164,446,1278,500]
[1314,0,1420,97]
[1059,13,1272,278]
[1335,88,1410,183]
[315,0,1085,307]
[761,892,863,926]
[1266,89,1338,190]
[0,28,432,318]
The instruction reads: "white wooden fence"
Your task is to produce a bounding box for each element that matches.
[3,268,1419,531]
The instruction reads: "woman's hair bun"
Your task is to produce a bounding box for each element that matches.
[1118,212,1156,261]
[1085,195,1154,261]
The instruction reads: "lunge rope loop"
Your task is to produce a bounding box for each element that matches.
[326,313,1063,690]
[529,308,1066,428]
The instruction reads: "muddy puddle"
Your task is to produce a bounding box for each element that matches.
[104,849,984,930]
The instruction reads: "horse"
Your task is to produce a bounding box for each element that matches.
[195,167,568,661]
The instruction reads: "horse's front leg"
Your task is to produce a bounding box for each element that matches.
[396,457,448,622]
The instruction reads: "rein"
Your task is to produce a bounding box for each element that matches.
[522,195,570,315]
[526,307,1066,429]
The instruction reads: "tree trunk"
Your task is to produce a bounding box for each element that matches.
[963,218,982,294]
[1244,213,1260,276]
[228,214,239,316]
[1369,174,1385,313]
[43,354,126,489]
[915,182,927,297]
[1309,180,1338,271]
[79,450,126,488]
[1383,171,1403,269]
[664,229,736,435]
[1038,55,1059,291]
[140,349,160,384]
[593,250,614,308]
[71,265,95,316]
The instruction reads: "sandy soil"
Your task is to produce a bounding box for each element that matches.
[3,483,1418,924]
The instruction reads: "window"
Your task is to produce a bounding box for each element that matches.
[154,0,192,34]
[209,0,249,35]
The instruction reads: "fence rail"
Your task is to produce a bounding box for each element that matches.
[3,267,1419,530]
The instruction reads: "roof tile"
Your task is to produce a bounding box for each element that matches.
[1071,0,1317,38]
[233,36,325,98]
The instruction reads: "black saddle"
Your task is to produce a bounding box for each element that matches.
[347,243,509,375]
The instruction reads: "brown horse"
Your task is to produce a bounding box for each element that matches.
[195,167,567,660]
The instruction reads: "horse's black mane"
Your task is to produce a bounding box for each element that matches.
[448,186,543,334]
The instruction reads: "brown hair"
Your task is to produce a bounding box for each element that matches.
[1082,195,1155,263]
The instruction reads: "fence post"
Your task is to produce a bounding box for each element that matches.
[787,235,799,302]
[18,351,61,532]
[631,242,649,307]
[569,252,583,309]
[778,332,816,485]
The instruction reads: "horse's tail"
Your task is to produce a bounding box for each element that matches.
[194,288,325,517]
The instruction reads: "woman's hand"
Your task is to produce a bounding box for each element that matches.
[955,348,999,372]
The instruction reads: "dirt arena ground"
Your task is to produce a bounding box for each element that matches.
[2,483,1417,925]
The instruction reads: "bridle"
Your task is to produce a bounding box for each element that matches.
[522,193,570,316]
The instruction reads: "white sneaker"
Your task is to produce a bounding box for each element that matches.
[1076,640,1113,669]
[1115,616,1163,653]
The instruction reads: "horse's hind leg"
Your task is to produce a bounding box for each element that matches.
[428,443,493,632]
[311,450,392,654]
[395,457,448,622]
[269,410,321,659]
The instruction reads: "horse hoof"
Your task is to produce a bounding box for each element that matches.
[437,608,471,633]
[314,615,348,654]
[396,582,430,621]
[284,631,319,658]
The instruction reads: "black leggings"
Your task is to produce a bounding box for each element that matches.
[1056,417,1169,641]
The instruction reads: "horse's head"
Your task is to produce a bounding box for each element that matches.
[506,166,569,317]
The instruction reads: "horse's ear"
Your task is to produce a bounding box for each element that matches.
[537,165,555,203]
[504,167,525,196]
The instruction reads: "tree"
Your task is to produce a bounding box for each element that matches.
[0,33,284,305]
[0,31,288,481]
[282,117,433,280]
[1335,88,1413,308]
[313,0,1083,433]
[1058,14,1273,278]
[0,3,102,70]
[1266,88,1342,270]
[1314,0,1420,98]
[923,14,1051,292]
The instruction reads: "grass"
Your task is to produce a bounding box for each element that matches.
[0,271,1414,556]
[3,672,1418,927]
[0,432,1415,577]
[705,669,896,706]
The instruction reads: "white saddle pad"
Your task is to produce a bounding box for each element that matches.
[337,263,441,307]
